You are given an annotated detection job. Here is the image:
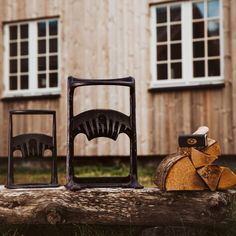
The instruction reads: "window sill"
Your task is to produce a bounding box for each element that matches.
[1,89,61,101]
[148,80,225,92]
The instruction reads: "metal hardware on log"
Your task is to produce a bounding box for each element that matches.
[66,76,143,190]
[178,126,209,148]
[6,110,59,189]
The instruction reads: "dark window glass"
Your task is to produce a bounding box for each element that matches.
[156,7,167,24]
[20,41,28,55]
[208,20,219,37]
[38,22,46,37]
[170,5,181,22]
[49,38,58,53]
[193,2,204,19]
[208,39,220,57]
[10,25,17,40]
[157,64,168,80]
[38,74,46,88]
[171,24,181,41]
[193,22,204,38]
[49,73,58,87]
[156,26,167,42]
[193,41,205,58]
[171,62,182,79]
[38,57,46,71]
[49,20,58,36]
[20,75,28,89]
[157,45,167,61]
[20,24,28,39]
[10,43,17,57]
[49,56,58,70]
[10,59,17,73]
[208,0,219,18]
[38,40,46,54]
[208,59,220,76]
[9,76,17,90]
[171,43,181,60]
[20,59,28,72]
[193,61,205,77]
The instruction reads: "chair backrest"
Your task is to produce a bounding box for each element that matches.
[7,110,58,188]
[66,76,142,190]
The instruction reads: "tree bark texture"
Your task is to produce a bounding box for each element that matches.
[0,186,235,226]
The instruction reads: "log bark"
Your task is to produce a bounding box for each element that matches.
[0,186,235,226]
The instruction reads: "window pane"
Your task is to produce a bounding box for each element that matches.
[21,59,28,72]
[9,76,17,90]
[156,7,167,24]
[208,39,220,56]
[10,59,17,73]
[10,43,17,57]
[208,0,219,18]
[49,38,58,53]
[193,2,204,19]
[208,59,220,76]
[157,64,168,80]
[193,61,205,77]
[171,24,181,41]
[171,43,181,60]
[38,74,47,88]
[38,57,46,71]
[170,5,181,22]
[20,24,28,39]
[171,63,182,79]
[49,20,58,35]
[38,22,46,37]
[193,41,205,58]
[10,25,17,40]
[49,56,58,70]
[193,22,204,38]
[208,20,219,37]
[38,40,46,54]
[157,45,167,61]
[49,73,58,87]
[20,75,28,89]
[21,41,28,55]
[156,26,167,42]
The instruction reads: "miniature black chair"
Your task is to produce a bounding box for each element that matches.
[66,76,143,190]
[6,110,59,189]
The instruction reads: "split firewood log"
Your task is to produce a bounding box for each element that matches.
[218,167,236,190]
[154,153,206,191]
[197,165,223,191]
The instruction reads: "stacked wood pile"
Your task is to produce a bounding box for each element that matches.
[154,127,236,191]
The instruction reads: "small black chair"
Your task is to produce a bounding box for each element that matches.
[66,76,143,190]
[6,110,59,189]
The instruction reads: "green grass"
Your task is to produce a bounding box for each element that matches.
[0,161,156,187]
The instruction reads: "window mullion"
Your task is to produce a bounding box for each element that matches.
[29,22,37,90]
[182,1,193,83]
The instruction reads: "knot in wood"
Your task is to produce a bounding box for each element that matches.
[46,210,62,224]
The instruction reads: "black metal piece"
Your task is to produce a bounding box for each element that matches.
[178,134,208,148]
[66,76,143,190]
[6,110,59,189]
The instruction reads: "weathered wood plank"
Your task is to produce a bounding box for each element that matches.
[0,186,235,226]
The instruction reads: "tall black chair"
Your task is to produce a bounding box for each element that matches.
[66,76,143,190]
[6,110,58,189]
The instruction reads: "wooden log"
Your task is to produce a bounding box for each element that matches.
[154,154,205,191]
[197,165,223,191]
[191,148,217,168]
[218,167,236,190]
[203,138,221,156]
[0,186,235,226]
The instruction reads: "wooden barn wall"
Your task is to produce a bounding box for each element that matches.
[0,0,235,156]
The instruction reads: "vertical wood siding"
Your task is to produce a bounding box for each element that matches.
[0,0,235,156]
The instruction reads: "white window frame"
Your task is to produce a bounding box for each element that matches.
[3,17,60,98]
[150,0,224,89]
